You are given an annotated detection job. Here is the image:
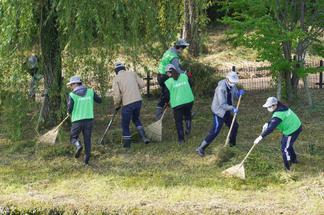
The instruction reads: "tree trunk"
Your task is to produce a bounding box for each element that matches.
[303,76,312,107]
[182,0,199,56]
[40,0,62,127]
[276,73,282,100]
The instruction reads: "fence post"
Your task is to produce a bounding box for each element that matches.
[144,71,153,97]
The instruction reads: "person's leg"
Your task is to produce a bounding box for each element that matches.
[196,114,224,156]
[156,74,168,120]
[224,111,239,146]
[82,120,93,165]
[287,127,302,164]
[183,103,193,136]
[132,101,149,144]
[281,135,292,171]
[70,121,83,158]
[173,107,185,144]
[121,104,132,148]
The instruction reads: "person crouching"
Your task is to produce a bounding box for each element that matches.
[253,97,302,171]
[164,64,194,145]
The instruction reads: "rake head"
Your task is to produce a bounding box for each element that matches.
[145,120,163,142]
[38,127,59,145]
[222,163,246,180]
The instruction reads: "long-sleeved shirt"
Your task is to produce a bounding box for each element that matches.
[67,85,102,113]
[112,70,145,107]
[169,47,186,74]
[260,103,288,138]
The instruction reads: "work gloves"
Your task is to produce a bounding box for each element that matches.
[254,135,263,144]
[237,89,245,97]
[232,107,239,114]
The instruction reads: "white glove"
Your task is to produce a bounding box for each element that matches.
[262,123,268,133]
[254,136,263,144]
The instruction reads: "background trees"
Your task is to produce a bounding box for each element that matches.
[222,0,324,104]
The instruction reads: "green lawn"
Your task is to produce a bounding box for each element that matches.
[0,90,324,214]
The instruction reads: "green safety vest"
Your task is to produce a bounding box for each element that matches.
[272,108,301,136]
[165,74,194,108]
[158,50,179,75]
[69,88,94,122]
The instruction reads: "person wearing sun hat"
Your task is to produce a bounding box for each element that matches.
[196,70,245,157]
[253,97,302,171]
[67,75,102,165]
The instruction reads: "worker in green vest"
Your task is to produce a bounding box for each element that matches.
[155,39,190,120]
[67,76,102,165]
[254,97,302,171]
[165,64,194,145]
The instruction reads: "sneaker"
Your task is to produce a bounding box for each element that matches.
[178,140,184,145]
[196,147,205,157]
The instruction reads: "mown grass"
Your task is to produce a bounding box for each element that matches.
[0,89,324,214]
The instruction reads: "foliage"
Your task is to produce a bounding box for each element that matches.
[220,0,324,100]
[182,59,222,97]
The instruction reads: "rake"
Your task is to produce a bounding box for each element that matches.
[222,143,257,180]
[145,107,168,142]
[224,94,243,147]
[38,115,69,145]
[98,109,118,145]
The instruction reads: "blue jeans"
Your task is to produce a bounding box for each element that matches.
[121,101,143,139]
[202,111,239,149]
[281,126,302,170]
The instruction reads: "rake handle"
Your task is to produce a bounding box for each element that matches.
[98,109,118,144]
[160,106,168,121]
[224,94,242,147]
[54,115,69,132]
[239,143,257,167]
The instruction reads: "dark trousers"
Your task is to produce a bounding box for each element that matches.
[281,126,302,170]
[157,74,169,108]
[203,111,239,148]
[121,101,143,139]
[173,102,193,142]
[70,119,93,163]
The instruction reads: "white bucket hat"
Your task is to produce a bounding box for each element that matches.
[263,97,278,108]
[226,71,239,83]
[67,75,82,86]
[165,64,177,73]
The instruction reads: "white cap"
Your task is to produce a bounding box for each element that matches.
[226,71,239,83]
[67,75,82,85]
[263,97,278,108]
[165,64,177,72]
[114,62,125,69]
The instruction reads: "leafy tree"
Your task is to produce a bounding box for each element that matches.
[1,0,210,128]
[221,0,324,105]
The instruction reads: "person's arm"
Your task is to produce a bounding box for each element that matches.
[261,117,282,138]
[135,73,146,89]
[112,78,122,107]
[216,87,234,111]
[171,58,186,73]
[93,91,102,103]
[67,95,74,114]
